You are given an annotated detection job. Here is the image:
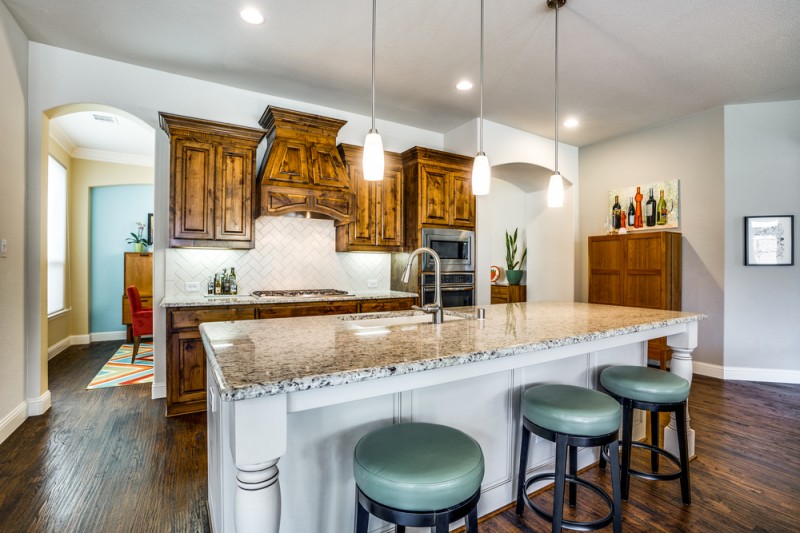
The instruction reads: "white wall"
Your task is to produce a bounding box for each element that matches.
[25,43,446,401]
[579,108,726,368]
[0,2,29,443]
[723,100,800,376]
[445,119,579,304]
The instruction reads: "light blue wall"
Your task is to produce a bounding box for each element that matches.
[90,185,153,334]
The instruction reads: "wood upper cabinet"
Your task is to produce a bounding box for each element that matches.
[160,113,265,249]
[256,107,353,222]
[335,144,404,252]
[402,147,476,248]
[588,232,682,368]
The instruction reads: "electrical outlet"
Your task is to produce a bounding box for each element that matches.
[367,279,378,288]
[0,239,6,258]
[185,281,201,292]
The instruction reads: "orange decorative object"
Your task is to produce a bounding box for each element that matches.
[490,266,502,283]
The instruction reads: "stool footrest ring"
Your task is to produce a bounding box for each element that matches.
[522,472,614,531]
[601,441,683,482]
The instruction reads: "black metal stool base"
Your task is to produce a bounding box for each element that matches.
[354,486,479,533]
[598,394,691,504]
[515,419,622,533]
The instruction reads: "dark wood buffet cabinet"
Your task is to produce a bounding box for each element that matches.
[166,297,416,416]
[588,232,681,369]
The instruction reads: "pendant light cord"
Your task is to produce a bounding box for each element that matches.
[479,0,484,153]
[553,0,559,172]
[371,0,377,131]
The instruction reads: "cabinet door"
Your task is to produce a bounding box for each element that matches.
[172,139,215,242]
[588,236,624,305]
[377,164,404,247]
[350,164,377,247]
[215,145,254,242]
[168,330,207,415]
[623,233,668,309]
[450,169,476,227]
[420,165,449,225]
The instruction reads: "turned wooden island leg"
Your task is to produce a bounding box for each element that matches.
[665,322,698,459]
[232,394,288,532]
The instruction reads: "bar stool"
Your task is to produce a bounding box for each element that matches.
[599,365,691,504]
[516,384,623,533]
[353,422,484,532]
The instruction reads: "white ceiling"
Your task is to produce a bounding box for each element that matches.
[7,0,800,148]
[49,111,154,165]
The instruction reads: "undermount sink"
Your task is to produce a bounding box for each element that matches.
[339,311,466,329]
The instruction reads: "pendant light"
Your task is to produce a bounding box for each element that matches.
[547,0,565,207]
[472,0,491,196]
[363,0,384,181]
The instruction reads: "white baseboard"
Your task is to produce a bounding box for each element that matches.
[90,331,127,342]
[47,334,94,359]
[27,390,52,416]
[151,381,166,400]
[0,401,28,445]
[724,366,800,384]
[692,361,725,379]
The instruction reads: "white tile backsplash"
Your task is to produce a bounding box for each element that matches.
[165,217,391,297]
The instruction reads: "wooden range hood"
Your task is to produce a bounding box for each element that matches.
[255,106,353,223]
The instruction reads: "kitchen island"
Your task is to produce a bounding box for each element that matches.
[200,302,704,533]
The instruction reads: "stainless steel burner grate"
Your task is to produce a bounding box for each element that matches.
[252,289,352,298]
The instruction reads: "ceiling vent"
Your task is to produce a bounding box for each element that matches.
[92,113,118,125]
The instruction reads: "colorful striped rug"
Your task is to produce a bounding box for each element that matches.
[86,343,154,389]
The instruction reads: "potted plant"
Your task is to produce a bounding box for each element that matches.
[126,222,148,253]
[505,228,527,285]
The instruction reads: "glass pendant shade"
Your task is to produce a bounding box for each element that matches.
[548,171,564,207]
[362,130,384,181]
[472,153,491,195]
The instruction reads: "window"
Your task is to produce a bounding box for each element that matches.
[47,155,68,316]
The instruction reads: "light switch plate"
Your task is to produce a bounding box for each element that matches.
[367,279,378,288]
[185,281,201,292]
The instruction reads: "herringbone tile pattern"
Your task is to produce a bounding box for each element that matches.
[165,217,390,297]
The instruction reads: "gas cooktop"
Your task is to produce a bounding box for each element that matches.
[251,289,353,298]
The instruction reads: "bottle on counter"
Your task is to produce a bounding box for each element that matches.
[207,277,214,295]
[229,268,238,295]
[214,274,222,295]
[612,195,622,230]
[645,188,657,227]
[657,190,668,225]
[222,269,231,295]
[634,186,644,228]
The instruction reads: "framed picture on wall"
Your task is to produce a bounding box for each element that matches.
[147,213,154,246]
[744,215,794,266]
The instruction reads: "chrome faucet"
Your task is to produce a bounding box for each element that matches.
[401,247,443,324]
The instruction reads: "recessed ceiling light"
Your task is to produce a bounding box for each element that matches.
[240,7,265,25]
[563,117,579,128]
[456,80,473,91]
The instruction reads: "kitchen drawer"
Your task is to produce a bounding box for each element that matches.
[359,298,416,313]
[258,301,358,319]
[169,306,257,329]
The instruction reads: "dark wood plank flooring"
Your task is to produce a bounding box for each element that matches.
[1,343,798,532]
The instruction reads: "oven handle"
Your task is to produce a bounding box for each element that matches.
[422,285,474,292]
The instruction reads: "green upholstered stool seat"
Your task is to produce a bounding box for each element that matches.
[522,384,622,437]
[601,365,690,404]
[353,422,485,512]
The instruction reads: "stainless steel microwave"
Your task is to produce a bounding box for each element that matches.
[421,228,475,272]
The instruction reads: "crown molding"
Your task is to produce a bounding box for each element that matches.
[71,148,154,167]
[48,121,77,154]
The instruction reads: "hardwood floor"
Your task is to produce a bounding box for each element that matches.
[0,344,798,532]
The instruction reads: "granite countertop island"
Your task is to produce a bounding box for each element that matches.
[161,289,418,308]
[201,301,705,533]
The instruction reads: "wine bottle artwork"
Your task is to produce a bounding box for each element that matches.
[634,186,643,228]
[645,188,657,227]
[657,189,672,225]
[612,195,622,231]
[627,197,635,227]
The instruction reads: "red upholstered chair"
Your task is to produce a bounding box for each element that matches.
[126,285,153,364]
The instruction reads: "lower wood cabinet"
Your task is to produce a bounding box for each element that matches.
[490,285,527,304]
[166,297,415,416]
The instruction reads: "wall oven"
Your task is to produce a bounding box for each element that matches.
[420,273,475,308]
[421,228,474,272]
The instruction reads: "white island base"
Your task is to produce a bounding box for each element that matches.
[205,317,699,533]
